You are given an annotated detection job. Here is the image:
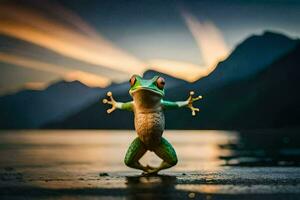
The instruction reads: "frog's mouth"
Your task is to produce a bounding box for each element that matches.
[129,87,164,97]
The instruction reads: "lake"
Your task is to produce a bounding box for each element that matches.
[0,130,299,171]
[0,130,238,172]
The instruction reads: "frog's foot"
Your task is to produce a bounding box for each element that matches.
[141,165,158,175]
[102,91,117,114]
[141,167,160,176]
[144,165,155,170]
[187,91,202,116]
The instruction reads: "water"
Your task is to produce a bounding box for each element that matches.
[0,130,299,172]
[0,130,237,172]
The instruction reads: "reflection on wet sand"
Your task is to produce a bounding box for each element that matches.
[126,175,176,200]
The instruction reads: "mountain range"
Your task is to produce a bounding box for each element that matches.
[0,31,299,129]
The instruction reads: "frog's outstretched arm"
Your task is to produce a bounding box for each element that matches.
[102,91,133,113]
[161,91,202,116]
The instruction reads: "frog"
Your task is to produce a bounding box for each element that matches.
[102,75,202,175]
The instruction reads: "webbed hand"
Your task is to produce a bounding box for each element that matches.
[102,91,117,114]
[187,91,202,116]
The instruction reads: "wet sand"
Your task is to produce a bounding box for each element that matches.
[0,130,299,199]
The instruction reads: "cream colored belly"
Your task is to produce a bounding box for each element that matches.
[134,111,165,150]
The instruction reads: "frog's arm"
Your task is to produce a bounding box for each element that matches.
[161,91,202,116]
[102,91,133,113]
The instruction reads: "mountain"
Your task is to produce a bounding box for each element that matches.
[190,31,299,93]
[151,31,299,107]
[0,68,186,129]
[159,31,300,128]
[212,43,300,129]
[45,31,300,129]
[0,81,103,129]
[1,31,299,129]
[187,43,300,129]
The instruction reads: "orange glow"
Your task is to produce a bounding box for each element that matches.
[0,53,68,75]
[65,71,111,88]
[182,11,230,73]
[176,184,221,194]
[147,59,208,82]
[0,4,145,74]
[23,82,49,90]
[0,53,111,88]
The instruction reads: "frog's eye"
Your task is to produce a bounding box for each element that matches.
[156,77,165,90]
[129,75,136,87]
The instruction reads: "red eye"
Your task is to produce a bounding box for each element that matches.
[156,77,165,89]
[129,75,136,86]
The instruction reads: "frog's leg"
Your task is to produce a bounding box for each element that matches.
[124,137,148,171]
[149,137,178,174]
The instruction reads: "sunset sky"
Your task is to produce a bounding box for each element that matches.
[0,0,300,93]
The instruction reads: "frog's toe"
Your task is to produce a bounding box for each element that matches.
[142,167,160,176]
[141,170,159,176]
[145,165,155,170]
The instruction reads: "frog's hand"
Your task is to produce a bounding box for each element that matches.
[186,91,202,116]
[102,91,117,114]
[102,91,134,113]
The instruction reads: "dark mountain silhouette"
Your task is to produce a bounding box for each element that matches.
[1,31,299,129]
[0,81,103,128]
[0,68,186,129]
[189,31,299,93]
[210,43,300,129]
[166,43,300,129]
[44,31,300,129]
[143,31,299,104]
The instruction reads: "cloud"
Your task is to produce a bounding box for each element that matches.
[0,53,111,88]
[65,71,111,88]
[0,2,230,93]
[147,13,230,82]
[182,11,230,72]
[36,0,106,40]
[0,3,145,75]
[23,82,49,90]
[147,59,208,82]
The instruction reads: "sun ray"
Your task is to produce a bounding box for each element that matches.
[147,59,208,82]
[181,11,230,74]
[23,82,49,90]
[0,2,230,91]
[0,53,111,88]
[0,3,145,75]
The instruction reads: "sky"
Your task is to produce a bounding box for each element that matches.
[0,0,300,94]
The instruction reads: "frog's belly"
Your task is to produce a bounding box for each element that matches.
[134,111,165,150]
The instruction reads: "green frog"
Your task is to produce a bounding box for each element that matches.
[103,75,202,174]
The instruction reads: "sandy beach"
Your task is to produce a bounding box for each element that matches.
[0,130,299,199]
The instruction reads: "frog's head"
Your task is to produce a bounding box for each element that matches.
[129,75,165,97]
